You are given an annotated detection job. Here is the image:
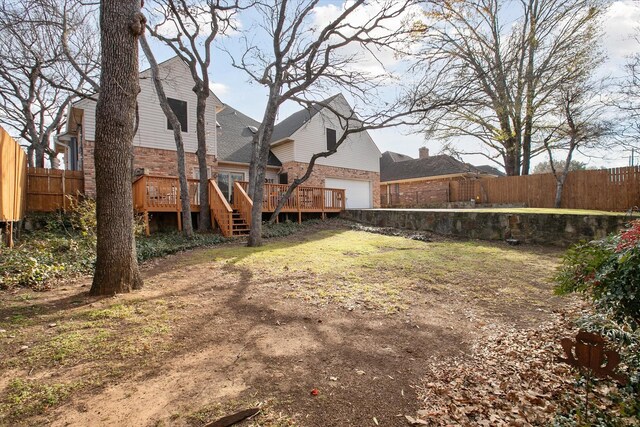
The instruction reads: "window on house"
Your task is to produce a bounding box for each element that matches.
[326,128,337,151]
[192,166,212,180]
[279,173,288,185]
[167,98,188,132]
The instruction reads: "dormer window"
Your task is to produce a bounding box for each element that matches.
[326,128,336,151]
[167,98,188,132]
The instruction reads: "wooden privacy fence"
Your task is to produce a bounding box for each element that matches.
[26,168,84,212]
[0,127,27,247]
[383,166,640,212]
[474,167,640,211]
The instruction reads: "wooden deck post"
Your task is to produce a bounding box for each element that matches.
[144,211,150,236]
[296,187,301,224]
[176,183,182,231]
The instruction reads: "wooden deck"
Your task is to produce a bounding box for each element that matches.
[132,175,201,235]
[133,175,346,237]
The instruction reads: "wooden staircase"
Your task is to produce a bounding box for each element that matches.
[209,180,253,237]
[231,209,250,235]
[208,179,346,238]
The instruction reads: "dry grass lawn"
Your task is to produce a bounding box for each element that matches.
[0,224,569,426]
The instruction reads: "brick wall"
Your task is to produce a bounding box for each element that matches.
[381,180,449,207]
[82,140,218,197]
[380,176,477,208]
[281,161,381,208]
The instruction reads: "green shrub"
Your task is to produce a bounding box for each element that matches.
[2,198,226,290]
[555,220,640,330]
[555,220,640,423]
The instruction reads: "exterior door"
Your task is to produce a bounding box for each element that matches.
[217,171,245,202]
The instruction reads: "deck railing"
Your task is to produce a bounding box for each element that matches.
[209,180,233,237]
[132,175,200,212]
[132,175,346,236]
[232,181,253,227]
[237,181,345,213]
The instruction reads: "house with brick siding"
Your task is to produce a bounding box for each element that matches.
[380,149,501,207]
[59,56,223,197]
[58,57,381,233]
[270,93,381,209]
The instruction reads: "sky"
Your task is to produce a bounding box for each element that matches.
[146,0,640,171]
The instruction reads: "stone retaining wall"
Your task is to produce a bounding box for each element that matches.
[342,209,632,246]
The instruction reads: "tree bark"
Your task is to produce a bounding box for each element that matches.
[140,35,193,237]
[195,89,210,231]
[554,176,565,208]
[34,144,45,168]
[90,0,144,296]
[247,93,280,247]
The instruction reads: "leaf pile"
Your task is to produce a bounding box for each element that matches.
[414,306,634,426]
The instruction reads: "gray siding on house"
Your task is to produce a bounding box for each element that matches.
[77,57,219,157]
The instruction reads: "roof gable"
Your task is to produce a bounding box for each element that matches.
[271,94,342,143]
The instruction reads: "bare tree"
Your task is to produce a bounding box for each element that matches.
[539,80,612,207]
[90,0,145,295]
[140,35,194,237]
[228,0,426,246]
[146,0,242,231]
[413,0,605,176]
[616,51,640,160]
[0,0,97,167]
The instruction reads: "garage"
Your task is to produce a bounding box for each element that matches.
[324,178,372,209]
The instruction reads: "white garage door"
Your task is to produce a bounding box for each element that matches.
[325,178,372,209]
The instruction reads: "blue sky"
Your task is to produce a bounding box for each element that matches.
[147,0,640,171]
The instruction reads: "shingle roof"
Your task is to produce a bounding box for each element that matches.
[216,105,281,166]
[475,165,505,176]
[380,151,482,182]
[271,94,342,143]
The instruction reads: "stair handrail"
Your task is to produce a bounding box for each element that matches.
[233,181,253,228]
[208,179,233,237]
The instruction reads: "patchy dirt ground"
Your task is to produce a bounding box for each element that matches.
[0,224,571,426]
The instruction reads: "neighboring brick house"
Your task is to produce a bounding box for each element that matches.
[380,148,503,207]
[58,56,382,210]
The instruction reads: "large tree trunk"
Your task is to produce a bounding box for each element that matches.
[195,90,210,231]
[247,95,280,247]
[554,176,565,208]
[34,144,45,168]
[248,148,268,247]
[27,146,34,168]
[90,0,144,296]
[140,35,193,237]
[503,141,519,176]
